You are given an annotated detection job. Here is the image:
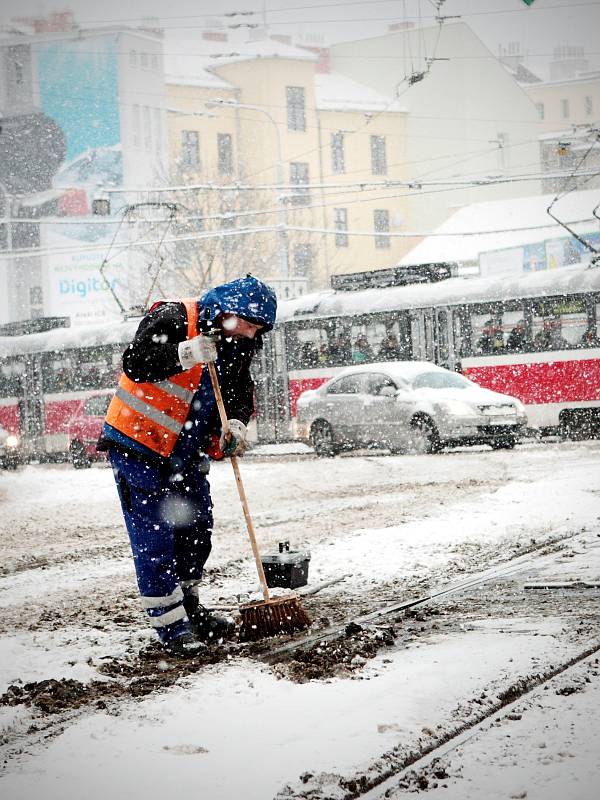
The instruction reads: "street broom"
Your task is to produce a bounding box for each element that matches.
[208,362,311,642]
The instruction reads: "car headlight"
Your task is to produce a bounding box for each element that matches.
[5,435,19,448]
[439,400,478,417]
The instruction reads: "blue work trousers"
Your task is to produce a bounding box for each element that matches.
[109,448,214,643]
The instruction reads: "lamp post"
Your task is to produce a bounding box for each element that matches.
[205,98,289,280]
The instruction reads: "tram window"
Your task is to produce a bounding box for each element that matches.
[504,310,528,353]
[471,310,504,355]
[350,321,380,364]
[44,356,72,392]
[0,360,25,398]
[376,317,411,361]
[532,299,587,351]
[286,325,334,368]
[579,305,600,348]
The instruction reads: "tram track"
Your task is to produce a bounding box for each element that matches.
[280,644,600,800]
[1,525,594,775]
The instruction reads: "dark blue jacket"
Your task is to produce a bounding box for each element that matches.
[98,276,277,469]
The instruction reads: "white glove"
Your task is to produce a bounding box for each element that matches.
[178,335,217,369]
[220,419,248,457]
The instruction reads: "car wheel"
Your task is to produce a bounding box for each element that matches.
[491,435,516,450]
[310,421,338,458]
[70,440,91,469]
[410,417,441,455]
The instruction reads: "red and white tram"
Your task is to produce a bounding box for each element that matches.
[255,262,600,442]
[0,316,139,461]
[1,262,599,459]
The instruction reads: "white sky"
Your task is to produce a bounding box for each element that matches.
[1,0,599,78]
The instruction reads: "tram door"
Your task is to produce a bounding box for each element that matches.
[410,310,436,362]
[253,327,290,443]
[20,354,45,456]
[410,308,457,369]
[434,308,456,370]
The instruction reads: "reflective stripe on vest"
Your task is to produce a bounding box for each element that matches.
[104,299,204,457]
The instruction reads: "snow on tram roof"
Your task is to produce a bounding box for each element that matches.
[0,317,141,357]
[278,262,600,322]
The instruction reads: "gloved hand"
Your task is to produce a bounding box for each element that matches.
[178,335,218,369]
[220,419,248,457]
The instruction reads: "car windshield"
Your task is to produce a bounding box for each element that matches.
[412,371,471,390]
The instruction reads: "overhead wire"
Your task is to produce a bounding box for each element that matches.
[47,0,600,28]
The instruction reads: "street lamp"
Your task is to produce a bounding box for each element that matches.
[205,98,289,279]
[166,108,216,119]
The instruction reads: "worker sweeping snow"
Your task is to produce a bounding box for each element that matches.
[97,275,277,658]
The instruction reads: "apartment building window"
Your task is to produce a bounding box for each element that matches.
[140,52,149,69]
[218,133,233,176]
[334,208,348,247]
[181,130,200,169]
[374,209,390,248]
[370,135,387,175]
[560,98,570,119]
[287,86,306,132]
[129,49,138,67]
[331,132,345,174]
[7,45,30,106]
[535,102,545,120]
[151,54,159,71]
[584,95,593,116]
[132,104,141,147]
[290,162,310,206]
[143,106,152,150]
[293,244,313,277]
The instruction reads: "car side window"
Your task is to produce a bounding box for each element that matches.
[327,375,363,395]
[365,373,396,395]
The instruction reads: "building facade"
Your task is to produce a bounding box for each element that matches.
[0,16,168,324]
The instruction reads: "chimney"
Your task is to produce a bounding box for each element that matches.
[14,10,77,33]
[296,45,330,73]
[270,34,292,46]
[550,44,589,80]
[388,21,415,32]
[202,31,228,42]
[498,41,524,72]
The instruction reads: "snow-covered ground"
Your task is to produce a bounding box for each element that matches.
[1,441,599,799]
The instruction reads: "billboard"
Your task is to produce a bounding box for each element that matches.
[42,224,128,326]
[479,231,600,276]
[36,35,123,213]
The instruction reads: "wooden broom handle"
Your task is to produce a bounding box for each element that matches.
[207,361,271,604]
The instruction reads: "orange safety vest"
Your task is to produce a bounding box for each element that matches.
[105,299,205,458]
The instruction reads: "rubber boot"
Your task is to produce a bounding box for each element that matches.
[182,583,236,642]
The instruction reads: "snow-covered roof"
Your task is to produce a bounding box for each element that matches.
[165,57,234,89]
[0,318,140,357]
[315,72,407,113]
[399,189,600,266]
[164,32,317,88]
[278,261,600,323]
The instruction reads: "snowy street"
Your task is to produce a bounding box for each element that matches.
[1,441,600,799]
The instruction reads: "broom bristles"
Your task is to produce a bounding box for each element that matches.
[239,594,311,642]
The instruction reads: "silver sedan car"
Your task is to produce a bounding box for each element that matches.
[295,361,527,457]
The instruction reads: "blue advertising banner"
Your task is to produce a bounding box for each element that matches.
[36,35,120,162]
[522,242,547,273]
